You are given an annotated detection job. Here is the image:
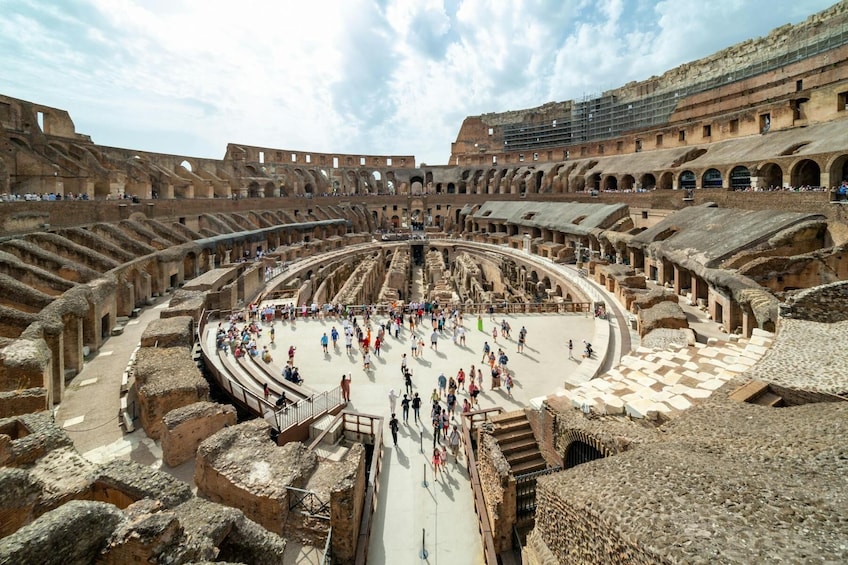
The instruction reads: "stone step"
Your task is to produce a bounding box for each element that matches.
[728,380,769,403]
[507,448,544,466]
[493,427,534,444]
[754,390,784,407]
[499,437,537,455]
[511,458,547,475]
[491,411,527,426]
[493,418,531,434]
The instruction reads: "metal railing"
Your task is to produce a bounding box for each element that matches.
[286,485,331,520]
[321,527,333,565]
[515,465,562,522]
[273,387,345,434]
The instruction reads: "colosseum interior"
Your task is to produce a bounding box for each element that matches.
[1,2,848,564]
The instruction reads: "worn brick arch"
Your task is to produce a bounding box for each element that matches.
[560,429,616,470]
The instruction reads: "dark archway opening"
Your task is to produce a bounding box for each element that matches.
[564,440,605,469]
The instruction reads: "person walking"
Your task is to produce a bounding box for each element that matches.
[340,373,351,402]
[568,338,574,359]
[411,392,422,422]
[401,394,410,423]
[449,424,462,462]
[388,388,399,414]
[400,353,408,376]
[389,413,399,446]
[432,447,442,477]
[321,332,329,354]
[505,373,514,398]
[404,369,413,395]
[263,382,270,400]
[481,341,491,363]
[269,326,275,343]
[432,408,442,448]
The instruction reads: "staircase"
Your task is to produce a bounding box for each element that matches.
[490,412,546,475]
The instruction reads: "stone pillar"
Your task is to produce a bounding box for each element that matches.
[672,265,682,295]
[63,316,83,376]
[45,331,63,406]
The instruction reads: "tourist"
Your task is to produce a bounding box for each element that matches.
[404,369,413,395]
[432,408,442,448]
[269,326,275,343]
[331,326,339,348]
[362,351,371,370]
[462,398,471,413]
[431,329,439,350]
[388,388,399,414]
[401,394,410,423]
[411,392,422,422]
[437,373,447,398]
[481,340,491,363]
[263,382,270,400]
[448,425,462,462]
[446,390,457,418]
[389,413,399,446]
[432,447,442,477]
[401,353,408,375]
[340,373,351,402]
[457,368,466,390]
[505,373,513,398]
[275,391,287,410]
[568,339,574,359]
[320,332,329,354]
[411,334,418,357]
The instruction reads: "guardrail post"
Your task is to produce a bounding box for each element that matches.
[419,528,428,559]
[422,463,428,488]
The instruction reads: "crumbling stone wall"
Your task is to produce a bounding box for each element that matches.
[780,280,848,322]
[139,315,194,349]
[378,248,409,303]
[0,337,51,417]
[476,431,515,553]
[0,500,125,565]
[194,419,318,534]
[332,253,386,306]
[329,443,366,565]
[636,300,688,337]
[161,401,237,467]
[134,347,209,440]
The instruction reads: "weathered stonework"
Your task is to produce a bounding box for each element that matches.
[161,401,237,467]
[476,430,515,553]
[636,300,688,337]
[139,315,195,349]
[194,419,318,534]
[134,347,209,440]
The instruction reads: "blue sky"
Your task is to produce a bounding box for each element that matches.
[0,0,837,165]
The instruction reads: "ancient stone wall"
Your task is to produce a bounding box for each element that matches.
[528,475,670,565]
[378,248,410,303]
[329,443,366,565]
[780,280,848,322]
[134,347,209,440]
[0,500,126,565]
[194,419,318,535]
[139,315,194,349]
[160,401,237,467]
[476,431,515,553]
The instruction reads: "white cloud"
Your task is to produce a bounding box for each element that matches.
[0,0,838,165]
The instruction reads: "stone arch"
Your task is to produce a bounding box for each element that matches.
[263,181,276,198]
[790,158,821,188]
[730,165,751,190]
[620,174,634,191]
[587,173,601,192]
[183,251,198,280]
[658,172,673,190]
[410,176,424,195]
[247,181,261,198]
[679,170,696,189]
[826,153,848,187]
[602,175,618,191]
[638,173,656,190]
[179,159,194,173]
[561,429,614,470]
[758,162,783,189]
[702,168,723,189]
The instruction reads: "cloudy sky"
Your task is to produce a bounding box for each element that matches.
[0,0,837,166]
